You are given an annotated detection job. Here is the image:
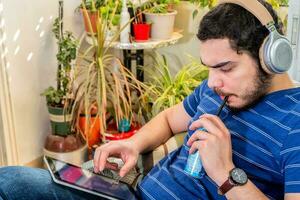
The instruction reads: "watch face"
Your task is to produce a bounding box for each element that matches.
[230,168,248,185]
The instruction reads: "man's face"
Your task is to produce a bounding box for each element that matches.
[200,39,272,111]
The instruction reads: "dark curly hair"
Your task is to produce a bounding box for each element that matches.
[197,0,283,69]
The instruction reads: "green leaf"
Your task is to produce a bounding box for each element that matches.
[192,9,198,20]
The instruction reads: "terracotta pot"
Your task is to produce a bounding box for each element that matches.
[81,9,98,34]
[78,114,101,147]
[104,122,140,141]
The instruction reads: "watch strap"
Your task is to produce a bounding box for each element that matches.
[218,178,235,195]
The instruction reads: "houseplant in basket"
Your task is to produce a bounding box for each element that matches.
[141,52,208,120]
[72,0,149,148]
[41,1,86,165]
[141,0,180,40]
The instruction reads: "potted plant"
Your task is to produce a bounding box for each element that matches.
[141,0,180,40]
[100,0,122,41]
[141,52,208,119]
[78,0,104,34]
[72,1,149,148]
[41,18,78,138]
[41,1,86,165]
[78,0,122,36]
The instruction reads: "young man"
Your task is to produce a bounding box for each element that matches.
[94,1,300,199]
[0,1,299,200]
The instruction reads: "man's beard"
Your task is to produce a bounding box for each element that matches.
[215,67,273,112]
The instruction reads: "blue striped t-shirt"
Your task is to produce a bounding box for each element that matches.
[137,80,300,200]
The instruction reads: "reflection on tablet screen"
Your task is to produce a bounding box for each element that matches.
[47,157,136,200]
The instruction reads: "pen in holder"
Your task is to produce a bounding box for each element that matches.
[132,7,151,42]
[184,96,228,178]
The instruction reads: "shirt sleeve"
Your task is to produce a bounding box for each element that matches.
[183,80,207,117]
[281,125,300,193]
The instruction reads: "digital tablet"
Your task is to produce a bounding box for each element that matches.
[44,156,138,200]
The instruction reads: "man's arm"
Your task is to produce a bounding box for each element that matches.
[285,193,300,200]
[94,102,191,176]
[131,102,191,153]
[226,188,300,200]
[187,114,279,200]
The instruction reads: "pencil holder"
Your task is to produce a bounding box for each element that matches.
[133,23,151,42]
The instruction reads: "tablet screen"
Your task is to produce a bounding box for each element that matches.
[45,156,137,200]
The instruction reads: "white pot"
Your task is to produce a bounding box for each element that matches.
[43,144,88,166]
[145,10,177,40]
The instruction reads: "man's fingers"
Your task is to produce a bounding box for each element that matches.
[189,115,226,137]
[98,150,110,172]
[189,140,202,154]
[201,114,227,133]
[119,157,136,177]
[93,148,101,173]
[189,117,217,133]
[189,119,203,131]
[187,130,209,146]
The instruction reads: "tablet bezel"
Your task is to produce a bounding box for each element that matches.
[43,156,137,200]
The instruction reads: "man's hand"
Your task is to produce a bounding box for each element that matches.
[187,113,235,185]
[93,140,139,177]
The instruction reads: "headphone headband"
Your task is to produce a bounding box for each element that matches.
[217,0,293,74]
[217,0,274,27]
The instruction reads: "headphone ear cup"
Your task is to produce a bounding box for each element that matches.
[259,34,293,74]
[269,37,293,73]
[259,36,272,74]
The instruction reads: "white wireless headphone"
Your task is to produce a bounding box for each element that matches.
[218,0,293,74]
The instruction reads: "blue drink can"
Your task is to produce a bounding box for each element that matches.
[184,127,206,178]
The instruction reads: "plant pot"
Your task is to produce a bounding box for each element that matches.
[133,23,151,42]
[144,10,177,40]
[44,136,88,166]
[44,134,85,152]
[81,9,98,35]
[48,105,72,137]
[78,114,101,147]
[104,122,140,141]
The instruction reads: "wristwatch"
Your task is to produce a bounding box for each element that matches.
[218,168,248,195]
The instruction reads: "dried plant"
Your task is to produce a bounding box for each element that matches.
[71,0,149,146]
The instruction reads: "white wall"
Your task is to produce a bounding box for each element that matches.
[0,0,82,165]
[0,106,5,165]
[287,0,300,81]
